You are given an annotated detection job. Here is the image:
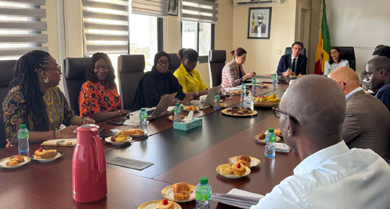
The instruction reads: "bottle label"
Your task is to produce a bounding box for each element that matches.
[196,192,209,201]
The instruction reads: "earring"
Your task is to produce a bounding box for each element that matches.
[43,77,49,83]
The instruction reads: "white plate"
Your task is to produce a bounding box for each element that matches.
[105,136,132,145]
[137,200,182,209]
[216,163,251,178]
[254,134,282,143]
[0,156,31,169]
[228,156,261,168]
[32,151,64,162]
[183,106,199,112]
[161,184,196,202]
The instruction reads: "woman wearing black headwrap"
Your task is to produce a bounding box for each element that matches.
[133,51,190,110]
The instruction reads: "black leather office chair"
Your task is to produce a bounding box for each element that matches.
[337,47,356,71]
[168,53,181,73]
[208,50,226,87]
[117,55,145,111]
[285,47,306,56]
[63,58,90,116]
[0,60,17,148]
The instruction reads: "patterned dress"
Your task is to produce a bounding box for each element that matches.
[2,86,80,146]
[221,59,246,88]
[79,80,121,117]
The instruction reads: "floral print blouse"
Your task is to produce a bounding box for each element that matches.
[79,80,121,117]
[2,86,80,146]
[221,59,246,88]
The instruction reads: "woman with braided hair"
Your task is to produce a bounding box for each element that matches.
[2,50,94,146]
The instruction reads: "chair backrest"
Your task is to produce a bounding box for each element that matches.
[208,50,226,87]
[285,47,306,57]
[117,55,145,111]
[168,53,181,73]
[0,60,17,148]
[63,58,90,116]
[337,47,356,71]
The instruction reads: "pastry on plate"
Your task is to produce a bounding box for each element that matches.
[174,193,190,200]
[173,182,191,194]
[274,128,282,137]
[111,131,129,142]
[232,162,246,176]
[10,155,25,162]
[34,148,58,159]
[157,199,174,209]
[127,129,144,135]
[6,159,18,167]
[257,133,266,140]
[219,164,233,175]
[237,155,251,167]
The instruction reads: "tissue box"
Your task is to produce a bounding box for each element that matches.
[173,117,202,131]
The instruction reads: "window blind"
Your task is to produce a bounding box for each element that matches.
[82,0,129,56]
[0,0,48,59]
[131,0,168,18]
[181,0,218,24]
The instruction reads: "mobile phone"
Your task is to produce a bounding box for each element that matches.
[106,119,126,126]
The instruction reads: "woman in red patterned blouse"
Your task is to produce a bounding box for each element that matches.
[79,53,129,122]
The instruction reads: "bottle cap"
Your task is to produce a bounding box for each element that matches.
[241,82,245,85]
[199,177,208,184]
[141,108,145,111]
[175,103,180,106]
[20,124,26,129]
[215,92,218,95]
[268,128,274,133]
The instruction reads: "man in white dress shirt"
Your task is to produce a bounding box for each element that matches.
[251,75,390,209]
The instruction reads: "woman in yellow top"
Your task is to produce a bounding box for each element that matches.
[174,48,208,98]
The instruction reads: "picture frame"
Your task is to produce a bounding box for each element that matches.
[168,0,178,16]
[247,7,272,39]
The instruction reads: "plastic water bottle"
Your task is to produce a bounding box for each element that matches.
[251,78,257,96]
[213,92,220,110]
[173,103,181,121]
[18,124,29,155]
[240,82,246,102]
[272,74,277,86]
[139,108,148,134]
[245,92,254,110]
[264,128,276,158]
[195,177,212,209]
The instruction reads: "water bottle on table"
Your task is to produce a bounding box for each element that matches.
[245,92,254,110]
[18,124,29,156]
[139,108,148,134]
[264,128,276,158]
[173,103,182,122]
[240,82,246,102]
[195,177,212,209]
[272,73,277,86]
[251,78,257,96]
[213,92,220,110]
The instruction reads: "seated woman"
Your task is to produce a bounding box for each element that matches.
[134,51,191,110]
[221,47,256,88]
[79,53,128,123]
[174,48,208,98]
[324,47,349,76]
[2,50,94,146]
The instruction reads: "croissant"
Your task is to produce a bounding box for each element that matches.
[172,182,191,194]
[174,193,190,200]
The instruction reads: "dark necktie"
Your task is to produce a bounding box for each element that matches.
[292,58,296,73]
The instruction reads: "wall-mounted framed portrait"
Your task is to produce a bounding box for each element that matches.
[248,7,272,39]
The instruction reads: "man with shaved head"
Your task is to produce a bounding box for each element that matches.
[367,56,390,111]
[251,75,390,209]
[329,67,390,161]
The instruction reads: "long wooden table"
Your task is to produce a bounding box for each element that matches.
[0,85,296,209]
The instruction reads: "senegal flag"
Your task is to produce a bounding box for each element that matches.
[314,0,331,75]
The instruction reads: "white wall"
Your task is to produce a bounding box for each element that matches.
[326,0,390,76]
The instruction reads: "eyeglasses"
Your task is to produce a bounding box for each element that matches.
[272,106,299,124]
[365,68,381,80]
[95,66,108,70]
[157,61,170,66]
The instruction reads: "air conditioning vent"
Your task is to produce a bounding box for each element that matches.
[233,0,283,6]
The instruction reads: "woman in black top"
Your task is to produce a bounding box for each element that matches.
[134,51,191,110]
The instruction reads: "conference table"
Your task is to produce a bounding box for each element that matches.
[0,84,301,209]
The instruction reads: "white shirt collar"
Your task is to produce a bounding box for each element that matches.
[293,141,349,175]
[291,54,299,61]
[345,87,364,101]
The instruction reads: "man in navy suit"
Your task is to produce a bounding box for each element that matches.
[277,42,307,76]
